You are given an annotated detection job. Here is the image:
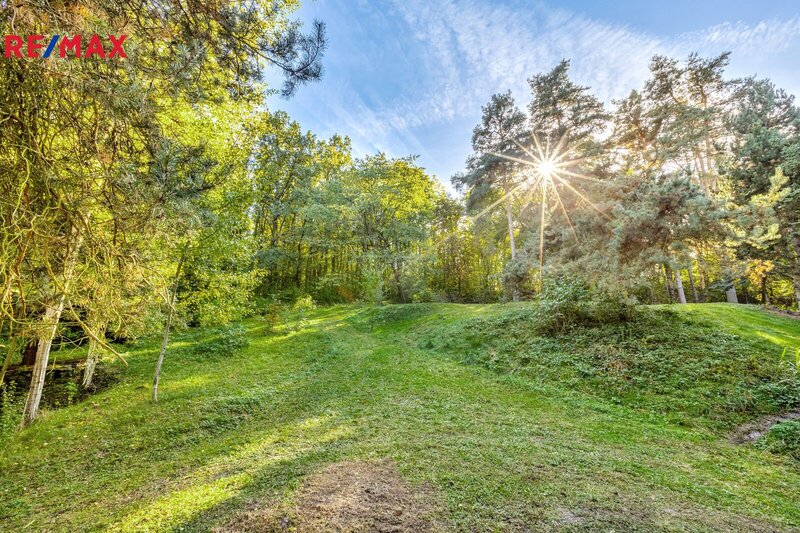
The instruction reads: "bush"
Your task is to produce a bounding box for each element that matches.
[292,295,316,312]
[0,381,21,441]
[262,302,284,334]
[756,420,800,459]
[192,325,250,359]
[533,276,636,334]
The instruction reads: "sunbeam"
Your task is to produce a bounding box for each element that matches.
[490,133,609,267]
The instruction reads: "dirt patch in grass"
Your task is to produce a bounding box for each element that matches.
[216,459,435,532]
[294,459,434,532]
[764,306,800,320]
[730,411,800,444]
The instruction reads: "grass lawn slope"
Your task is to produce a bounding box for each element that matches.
[1,303,800,531]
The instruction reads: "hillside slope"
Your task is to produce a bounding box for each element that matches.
[1,303,799,531]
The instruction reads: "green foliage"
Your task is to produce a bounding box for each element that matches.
[0,381,21,442]
[51,381,80,409]
[292,295,317,312]
[534,276,636,334]
[756,420,800,460]
[419,304,800,424]
[190,325,250,359]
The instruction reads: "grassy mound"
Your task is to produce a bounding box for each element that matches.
[416,304,800,427]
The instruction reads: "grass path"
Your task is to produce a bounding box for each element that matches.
[1,304,799,531]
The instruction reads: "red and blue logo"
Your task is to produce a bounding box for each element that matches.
[4,35,127,59]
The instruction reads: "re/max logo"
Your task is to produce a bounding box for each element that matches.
[4,35,127,59]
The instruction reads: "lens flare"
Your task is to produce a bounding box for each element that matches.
[489,133,609,269]
[537,159,556,180]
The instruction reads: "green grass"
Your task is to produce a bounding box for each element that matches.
[1,303,799,531]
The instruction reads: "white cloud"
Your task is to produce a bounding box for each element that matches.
[688,18,800,54]
[290,1,800,182]
[383,1,800,125]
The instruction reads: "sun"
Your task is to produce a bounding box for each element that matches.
[536,159,556,181]
[488,133,610,269]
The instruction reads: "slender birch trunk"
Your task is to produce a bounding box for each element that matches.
[81,323,106,388]
[152,245,187,402]
[792,234,800,311]
[674,270,687,304]
[687,264,699,303]
[503,178,519,302]
[21,229,83,427]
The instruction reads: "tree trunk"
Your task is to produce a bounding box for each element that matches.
[687,265,699,303]
[761,275,770,305]
[0,336,19,388]
[152,244,188,402]
[21,229,83,427]
[391,260,405,303]
[503,179,519,302]
[22,300,66,427]
[21,341,37,366]
[725,282,739,304]
[674,270,687,304]
[82,324,105,388]
[663,264,674,303]
[792,234,800,311]
[699,264,709,302]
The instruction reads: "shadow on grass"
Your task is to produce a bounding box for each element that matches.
[1,319,385,531]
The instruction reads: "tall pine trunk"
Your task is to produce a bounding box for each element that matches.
[21,229,83,427]
[663,264,674,303]
[674,270,687,304]
[152,244,188,402]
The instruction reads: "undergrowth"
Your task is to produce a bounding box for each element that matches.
[757,420,800,460]
[418,304,800,426]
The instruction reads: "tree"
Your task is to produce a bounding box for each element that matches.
[1,1,326,425]
[726,79,800,308]
[454,92,526,300]
[527,59,608,147]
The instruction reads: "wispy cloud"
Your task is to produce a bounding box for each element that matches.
[284,1,800,182]
[688,18,800,54]
[387,0,800,125]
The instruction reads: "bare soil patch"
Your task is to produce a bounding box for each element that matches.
[730,411,800,444]
[217,459,435,532]
[294,459,433,532]
[764,305,800,320]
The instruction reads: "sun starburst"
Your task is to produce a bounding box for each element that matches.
[489,133,609,269]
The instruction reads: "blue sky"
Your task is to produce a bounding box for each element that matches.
[267,0,800,190]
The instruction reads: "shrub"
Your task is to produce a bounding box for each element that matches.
[192,325,250,358]
[262,302,284,334]
[292,295,316,312]
[533,276,636,334]
[756,420,800,459]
